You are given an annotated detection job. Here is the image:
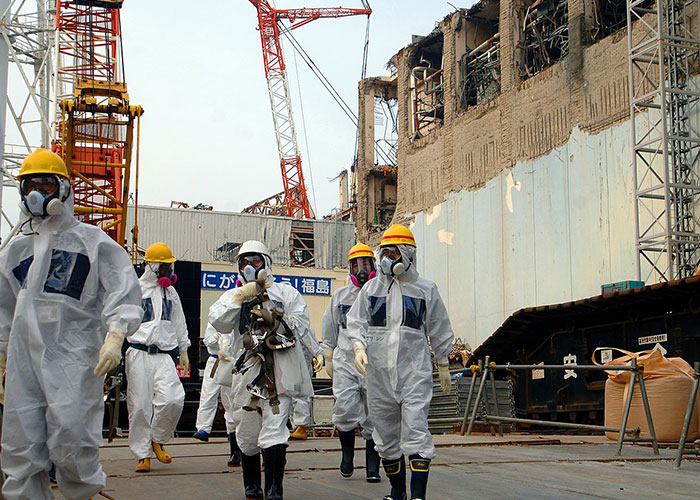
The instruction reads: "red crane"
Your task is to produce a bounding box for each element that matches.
[248,1,371,218]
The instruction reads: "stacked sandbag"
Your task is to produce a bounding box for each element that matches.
[602,349,698,442]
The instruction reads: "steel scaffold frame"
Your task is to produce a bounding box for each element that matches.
[0,0,54,240]
[628,0,700,282]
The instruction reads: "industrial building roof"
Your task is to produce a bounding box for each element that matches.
[474,276,700,362]
[126,204,354,269]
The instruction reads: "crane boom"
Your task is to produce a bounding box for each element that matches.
[248,0,371,218]
[51,0,143,251]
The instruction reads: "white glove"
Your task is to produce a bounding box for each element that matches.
[312,353,324,373]
[354,343,368,377]
[232,281,270,305]
[323,350,334,379]
[94,331,124,377]
[0,351,6,405]
[438,356,451,394]
[179,349,189,368]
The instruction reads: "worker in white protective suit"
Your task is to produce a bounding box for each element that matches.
[126,242,191,473]
[346,224,454,500]
[289,323,324,440]
[0,148,143,500]
[193,323,242,467]
[321,242,381,482]
[209,240,322,500]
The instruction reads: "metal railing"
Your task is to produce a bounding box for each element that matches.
[459,356,659,456]
[674,361,700,469]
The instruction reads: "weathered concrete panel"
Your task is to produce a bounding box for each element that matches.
[411,123,640,348]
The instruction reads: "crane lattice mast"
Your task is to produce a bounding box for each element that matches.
[52,0,143,249]
[247,0,371,219]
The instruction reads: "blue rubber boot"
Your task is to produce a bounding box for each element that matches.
[193,430,209,442]
[408,455,431,500]
[382,456,406,500]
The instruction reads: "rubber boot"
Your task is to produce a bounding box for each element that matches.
[408,455,431,500]
[289,425,308,440]
[338,429,355,478]
[228,433,241,467]
[382,456,407,500]
[365,439,381,483]
[135,458,151,473]
[193,429,209,442]
[241,452,264,499]
[151,441,172,464]
[262,444,286,500]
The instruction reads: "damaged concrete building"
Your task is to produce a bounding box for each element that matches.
[354,0,700,350]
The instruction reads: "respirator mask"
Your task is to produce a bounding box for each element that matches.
[349,256,376,288]
[239,254,266,283]
[19,175,70,218]
[379,246,406,277]
[149,262,177,288]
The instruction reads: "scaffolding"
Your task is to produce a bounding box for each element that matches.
[628,0,700,281]
[0,0,54,241]
[51,1,143,248]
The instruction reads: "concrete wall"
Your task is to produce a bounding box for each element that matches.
[410,122,637,349]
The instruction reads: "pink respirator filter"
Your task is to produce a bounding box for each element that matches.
[158,273,177,288]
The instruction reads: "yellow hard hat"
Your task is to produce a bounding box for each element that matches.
[348,242,375,263]
[145,242,176,263]
[379,224,416,248]
[17,148,70,181]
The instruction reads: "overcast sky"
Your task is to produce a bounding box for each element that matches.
[1,1,469,238]
[119,0,462,215]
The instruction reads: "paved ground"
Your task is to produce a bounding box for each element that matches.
[53,434,700,500]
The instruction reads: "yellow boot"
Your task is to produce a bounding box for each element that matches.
[135,458,151,473]
[290,425,308,440]
[152,442,172,464]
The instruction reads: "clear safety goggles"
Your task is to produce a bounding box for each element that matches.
[379,245,401,260]
[239,255,264,269]
[350,257,375,274]
[20,175,59,197]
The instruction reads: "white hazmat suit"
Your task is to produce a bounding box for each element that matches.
[0,193,142,500]
[321,282,373,439]
[346,245,454,461]
[195,323,238,434]
[126,265,190,461]
[290,324,322,429]
[209,273,314,455]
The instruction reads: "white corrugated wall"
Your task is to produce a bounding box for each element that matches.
[411,119,644,350]
[125,206,354,269]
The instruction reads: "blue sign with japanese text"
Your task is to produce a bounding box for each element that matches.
[200,270,331,296]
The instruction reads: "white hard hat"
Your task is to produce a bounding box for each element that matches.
[237,240,270,261]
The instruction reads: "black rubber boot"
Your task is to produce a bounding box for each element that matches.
[408,455,431,500]
[338,429,355,478]
[228,433,241,467]
[262,444,286,500]
[382,456,406,500]
[241,452,263,499]
[365,439,381,483]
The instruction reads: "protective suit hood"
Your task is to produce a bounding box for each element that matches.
[377,244,418,282]
[140,263,161,289]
